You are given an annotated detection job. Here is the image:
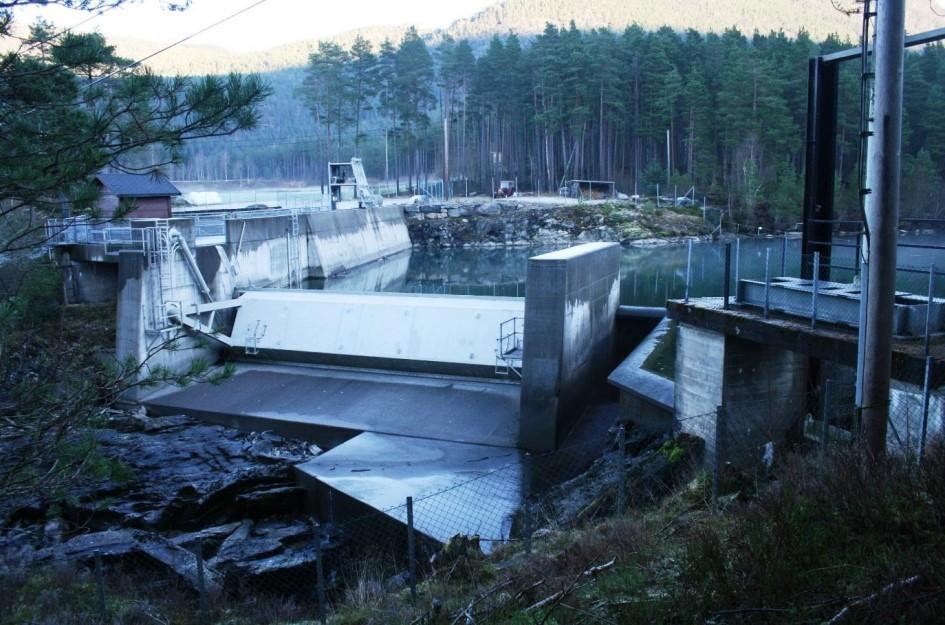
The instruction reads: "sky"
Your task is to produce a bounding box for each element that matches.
[12,0,497,50]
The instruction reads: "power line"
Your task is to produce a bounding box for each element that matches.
[84,0,269,89]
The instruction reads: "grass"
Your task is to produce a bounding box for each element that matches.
[316,441,945,625]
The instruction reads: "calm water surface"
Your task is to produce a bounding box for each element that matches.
[309,233,945,305]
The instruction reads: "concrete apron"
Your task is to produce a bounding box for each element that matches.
[141,363,527,549]
[144,363,521,449]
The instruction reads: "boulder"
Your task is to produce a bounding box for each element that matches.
[171,521,243,552]
[475,201,502,216]
[37,529,222,593]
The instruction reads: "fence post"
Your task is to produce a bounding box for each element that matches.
[616,424,626,515]
[925,264,935,358]
[196,540,209,625]
[523,499,533,555]
[723,243,732,310]
[855,234,862,280]
[780,233,788,277]
[406,496,417,603]
[712,406,724,512]
[919,356,933,465]
[811,251,820,329]
[822,379,831,455]
[763,248,771,319]
[315,524,326,624]
[94,550,107,624]
[733,238,741,303]
[684,239,693,303]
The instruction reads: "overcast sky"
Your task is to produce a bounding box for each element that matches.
[13,0,496,50]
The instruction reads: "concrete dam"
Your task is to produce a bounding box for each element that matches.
[49,207,634,546]
[49,200,945,548]
[141,242,623,544]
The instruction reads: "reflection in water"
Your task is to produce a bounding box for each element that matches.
[305,250,412,293]
[306,234,945,306]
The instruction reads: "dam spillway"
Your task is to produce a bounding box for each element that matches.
[138,242,623,547]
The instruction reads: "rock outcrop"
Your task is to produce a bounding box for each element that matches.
[1,413,326,594]
[406,201,710,248]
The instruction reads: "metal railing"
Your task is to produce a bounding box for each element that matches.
[45,217,146,250]
[806,218,945,278]
[44,205,333,251]
[495,316,524,377]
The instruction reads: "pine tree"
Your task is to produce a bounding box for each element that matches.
[394,27,435,190]
[349,35,377,153]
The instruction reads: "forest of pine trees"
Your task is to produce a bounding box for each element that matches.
[168,23,945,227]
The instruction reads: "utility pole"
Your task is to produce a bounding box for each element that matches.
[665,128,671,186]
[860,0,906,461]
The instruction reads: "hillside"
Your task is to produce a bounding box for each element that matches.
[7,0,939,75]
[101,24,411,75]
[446,0,943,44]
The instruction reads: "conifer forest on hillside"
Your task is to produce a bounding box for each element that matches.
[167,24,945,227]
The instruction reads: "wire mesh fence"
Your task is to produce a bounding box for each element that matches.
[2,379,941,624]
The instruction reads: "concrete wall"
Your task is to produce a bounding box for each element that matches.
[303,205,411,278]
[229,290,524,377]
[675,322,809,469]
[674,324,725,466]
[608,318,675,433]
[59,253,118,303]
[116,249,221,397]
[317,250,410,292]
[221,206,411,290]
[519,242,621,451]
[223,215,300,289]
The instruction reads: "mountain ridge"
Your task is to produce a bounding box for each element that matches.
[6,0,942,74]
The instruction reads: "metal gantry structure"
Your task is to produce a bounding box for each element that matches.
[800,24,945,280]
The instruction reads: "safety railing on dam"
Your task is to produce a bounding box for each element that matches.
[43,204,334,250]
[5,381,938,624]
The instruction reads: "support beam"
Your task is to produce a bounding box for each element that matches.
[801,57,839,280]
[861,0,906,460]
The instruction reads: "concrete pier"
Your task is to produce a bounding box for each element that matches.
[667,297,945,461]
[520,242,621,451]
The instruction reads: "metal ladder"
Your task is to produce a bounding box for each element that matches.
[855,0,877,266]
[494,317,524,378]
[287,211,301,288]
[144,220,174,331]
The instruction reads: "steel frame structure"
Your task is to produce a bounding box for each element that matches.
[801,26,945,280]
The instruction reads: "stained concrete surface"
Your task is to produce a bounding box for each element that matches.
[520,242,621,450]
[295,432,524,546]
[144,364,520,449]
